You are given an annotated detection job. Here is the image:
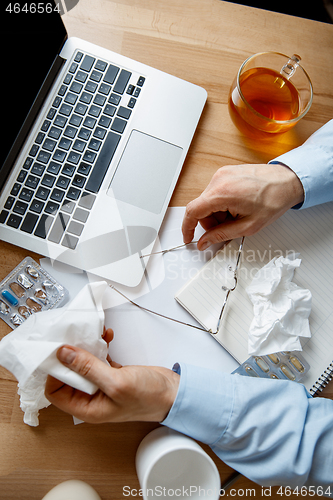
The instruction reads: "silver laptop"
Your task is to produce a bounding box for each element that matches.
[0,3,207,287]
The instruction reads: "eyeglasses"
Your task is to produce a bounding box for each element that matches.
[109,236,245,335]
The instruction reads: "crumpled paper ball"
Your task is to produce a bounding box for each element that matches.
[0,281,108,426]
[246,254,312,356]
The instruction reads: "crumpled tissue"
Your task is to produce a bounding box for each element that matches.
[246,254,312,356]
[0,281,108,426]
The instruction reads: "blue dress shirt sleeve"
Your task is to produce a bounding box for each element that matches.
[163,121,333,489]
[269,119,333,209]
[163,363,333,490]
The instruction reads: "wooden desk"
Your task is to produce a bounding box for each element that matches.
[0,1,332,498]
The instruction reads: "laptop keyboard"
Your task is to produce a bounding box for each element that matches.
[0,51,145,250]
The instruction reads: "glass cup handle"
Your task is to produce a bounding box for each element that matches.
[280,54,301,80]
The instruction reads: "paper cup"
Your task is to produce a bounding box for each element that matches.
[135,427,221,500]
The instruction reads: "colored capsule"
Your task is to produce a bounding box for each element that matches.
[9,282,25,298]
[255,357,270,373]
[280,364,296,381]
[267,353,280,364]
[245,365,259,377]
[1,290,19,307]
[289,356,305,373]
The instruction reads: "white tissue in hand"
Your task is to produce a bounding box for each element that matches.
[0,281,108,426]
[246,255,311,356]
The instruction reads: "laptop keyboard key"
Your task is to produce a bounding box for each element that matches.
[53,149,67,163]
[79,92,93,105]
[85,81,98,93]
[67,187,81,200]
[21,212,39,234]
[69,114,83,127]
[47,161,61,175]
[113,69,132,94]
[85,131,121,193]
[36,186,50,201]
[0,210,9,224]
[73,139,86,153]
[7,213,22,228]
[17,170,27,183]
[43,138,57,151]
[45,201,60,214]
[50,188,65,203]
[48,213,70,243]
[54,115,67,128]
[61,199,75,214]
[117,106,132,119]
[11,183,21,196]
[73,206,89,222]
[108,93,121,105]
[4,197,15,209]
[25,175,39,189]
[59,138,72,150]
[79,192,96,210]
[80,55,95,72]
[30,199,44,213]
[61,163,76,177]
[67,220,84,236]
[19,188,34,202]
[82,151,97,163]
[75,70,88,83]
[95,60,107,72]
[48,126,62,139]
[64,125,78,139]
[111,117,127,134]
[67,151,81,165]
[104,65,120,84]
[31,162,45,176]
[37,151,51,164]
[41,173,56,188]
[77,162,92,175]
[72,174,86,189]
[78,128,91,140]
[13,200,28,215]
[70,81,83,94]
[34,214,54,238]
[56,176,70,189]
[74,52,83,62]
[62,233,79,250]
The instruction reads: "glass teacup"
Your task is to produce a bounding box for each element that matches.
[228,52,313,137]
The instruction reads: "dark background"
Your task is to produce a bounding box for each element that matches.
[224,0,333,23]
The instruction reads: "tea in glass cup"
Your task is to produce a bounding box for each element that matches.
[228,52,313,136]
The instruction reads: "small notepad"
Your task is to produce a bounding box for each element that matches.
[175,202,333,394]
[175,238,254,363]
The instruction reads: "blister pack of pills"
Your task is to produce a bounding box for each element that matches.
[0,257,69,328]
[233,351,310,382]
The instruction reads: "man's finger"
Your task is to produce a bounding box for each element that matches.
[197,217,251,249]
[182,196,214,243]
[56,345,115,395]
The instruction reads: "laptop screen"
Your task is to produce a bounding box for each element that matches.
[1,1,67,189]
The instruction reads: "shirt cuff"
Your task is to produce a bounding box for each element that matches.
[269,121,333,210]
[162,363,234,446]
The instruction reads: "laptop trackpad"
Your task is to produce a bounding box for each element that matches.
[108,130,183,214]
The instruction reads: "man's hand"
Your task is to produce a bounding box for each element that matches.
[182,163,304,250]
[45,329,179,424]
